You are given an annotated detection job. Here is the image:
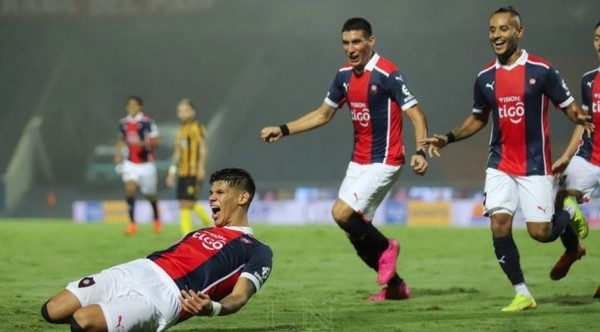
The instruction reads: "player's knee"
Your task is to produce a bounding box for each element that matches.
[69,316,86,332]
[41,300,69,324]
[528,229,551,242]
[331,200,352,224]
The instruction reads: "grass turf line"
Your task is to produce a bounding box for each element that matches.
[0,220,598,331]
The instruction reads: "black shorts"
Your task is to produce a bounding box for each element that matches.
[176,176,199,201]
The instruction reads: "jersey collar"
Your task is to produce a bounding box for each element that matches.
[495,49,528,70]
[364,52,380,72]
[225,226,254,236]
[126,112,144,122]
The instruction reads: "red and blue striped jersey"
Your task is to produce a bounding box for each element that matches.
[575,67,600,166]
[118,112,159,163]
[147,226,272,322]
[473,50,574,176]
[325,53,419,166]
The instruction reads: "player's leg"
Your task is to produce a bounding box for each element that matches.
[140,162,161,234]
[180,199,195,235]
[41,289,82,324]
[70,304,107,331]
[192,180,212,227]
[122,161,140,235]
[484,169,535,311]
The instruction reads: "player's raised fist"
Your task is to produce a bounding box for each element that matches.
[260,126,283,143]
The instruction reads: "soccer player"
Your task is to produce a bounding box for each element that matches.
[549,21,600,295]
[166,99,213,236]
[41,168,272,331]
[113,96,161,235]
[422,7,593,311]
[261,18,428,301]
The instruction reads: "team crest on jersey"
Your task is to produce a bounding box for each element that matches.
[370,84,379,95]
[78,277,95,288]
[528,76,537,87]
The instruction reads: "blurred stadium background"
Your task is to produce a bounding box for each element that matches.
[1,0,599,226]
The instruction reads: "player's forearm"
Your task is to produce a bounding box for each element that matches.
[406,106,428,151]
[215,294,248,316]
[448,113,487,142]
[286,106,335,135]
[560,125,584,160]
[148,137,160,147]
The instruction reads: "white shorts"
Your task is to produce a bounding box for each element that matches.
[483,168,554,222]
[122,160,157,195]
[338,162,402,221]
[562,155,600,202]
[66,259,181,332]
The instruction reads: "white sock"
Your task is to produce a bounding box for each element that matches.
[563,203,575,219]
[514,283,532,298]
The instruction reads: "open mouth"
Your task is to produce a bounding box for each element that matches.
[348,54,360,64]
[211,206,221,220]
[493,39,506,50]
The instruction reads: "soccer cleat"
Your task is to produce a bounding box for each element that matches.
[594,285,600,299]
[377,239,399,285]
[550,244,586,280]
[368,281,411,301]
[501,294,537,312]
[124,223,137,235]
[153,220,162,234]
[564,197,589,239]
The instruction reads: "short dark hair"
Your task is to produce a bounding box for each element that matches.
[492,6,522,27]
[128,95,143,106]
[596,20,600,30]
[342,18,372,38]
[210,168,256,204]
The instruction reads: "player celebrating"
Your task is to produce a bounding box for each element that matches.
[549,21,600,297]
[114,96,161,235]
[166,99,213,236]
[261,18,428,301]
[423,7,592,311]
[41,168,272,331]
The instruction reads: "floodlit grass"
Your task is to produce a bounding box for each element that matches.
[0,220,599,331]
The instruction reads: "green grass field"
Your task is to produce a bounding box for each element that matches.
[0,220,598,331]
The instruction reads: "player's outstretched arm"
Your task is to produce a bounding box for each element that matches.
[166,146,180,187]
[405,105,428,176]
[260,102,337,143]
[179,278,256,317]
[552,125,585,177]
[421,111,489,158]
[114,137,125,164]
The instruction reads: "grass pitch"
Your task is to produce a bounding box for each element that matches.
[0,220,599,331]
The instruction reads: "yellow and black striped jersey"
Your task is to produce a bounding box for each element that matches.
[175,120,206,177]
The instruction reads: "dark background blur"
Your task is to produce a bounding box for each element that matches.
[1,0,598,217]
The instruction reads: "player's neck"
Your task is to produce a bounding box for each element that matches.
[498,48,522,66]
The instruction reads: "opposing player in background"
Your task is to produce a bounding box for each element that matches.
[423,7,592,311]
[114,96,161,235]
[166,99,213,236]
[261,18,428,301]
[41,168,272,331]
[549,21,600,298]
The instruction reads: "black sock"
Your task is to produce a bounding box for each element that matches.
[150,200,159,220]
[126,197,135,223]
[387,274,403,287]
[493,235,524,285]
[339,214,389,253]
[549,210,570,241]
[560,226,579,253]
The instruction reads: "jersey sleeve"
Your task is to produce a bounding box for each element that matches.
[472,77,489,114]
[147,119,159,138]
[118,121,125,138]
[240,244,273,292]
[544,67,575,109]
[581,75,590,112]
[198,122,207,139]
[324,71,347,108]
[387,71,418,110]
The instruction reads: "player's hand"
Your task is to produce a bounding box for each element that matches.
[260,126,283,143]
[166,174,175,187]
[420,134,449,158]
[113,155,122,165]
[551,155,571,181]
[179,290,213,316]
[576,114,594,137]
[410,154,428,176]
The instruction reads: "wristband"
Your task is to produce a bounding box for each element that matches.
[415,149,426,159]
[446,132,456,143]
[168,165,177,176]
[210,301,222,317]
[279,124,290,136]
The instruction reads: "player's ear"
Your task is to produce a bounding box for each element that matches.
[238,191,250,206]
[368,35,375,46]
